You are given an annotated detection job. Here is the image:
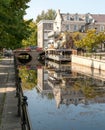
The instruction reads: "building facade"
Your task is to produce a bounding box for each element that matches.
[54,9,105,33]
[37,10,105,48]
[37,20,54,48]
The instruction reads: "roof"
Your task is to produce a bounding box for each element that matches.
[57,9,105,23]
[61,13,85,21]
[91,14,105,23]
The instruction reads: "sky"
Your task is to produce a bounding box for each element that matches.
[24,0,105,20]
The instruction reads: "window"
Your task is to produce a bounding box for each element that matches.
[66,24,70,31]
[80,25,85,32]
[85,16,89,23]
[100,25,105,32]
[74,25,78,31]
[85,14,90,23]
[44,33,48,39]
[74,14,79,21]
[67,14,70,20]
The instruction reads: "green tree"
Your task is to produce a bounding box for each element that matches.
[0,0,32,49]
[73,30,105,52]
[36,9,56,23]
[83,29,99,52]
[22,21,37,47]
[97,31,105,50]
[19,66,37,90]
[21,9,56,48]
[73,32,86,49]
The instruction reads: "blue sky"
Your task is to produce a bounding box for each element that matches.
[24,0,105,20]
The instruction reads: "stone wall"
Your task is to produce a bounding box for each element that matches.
[71,55,105,71]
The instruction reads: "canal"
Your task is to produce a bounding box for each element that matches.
[18,60,105,130]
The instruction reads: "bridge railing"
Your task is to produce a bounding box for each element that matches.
[14,56,33,130]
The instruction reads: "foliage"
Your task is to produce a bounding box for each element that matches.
[36,9,56,23]
[19,66,37,90]
[22,9,56,48]
[0,0,32,49]
[82,29,99,52]
[73,30,105,52]
[62,32,74,48]
[73,32,85,48]
[97,31,105,44]
[22,21,37,47]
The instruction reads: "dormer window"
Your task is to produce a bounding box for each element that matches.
[85,14,90,23]
[74,14,79,21]
[67,14,70,20]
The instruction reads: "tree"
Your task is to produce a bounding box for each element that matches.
[73,32,86,49]
[21,9,56,48]
[83,29,99,52]
[73,30,105,52]
[36,9,56,23]
[97,31,105,51]
[22,21,37,47]
[0,0,32,49]
[19,66,37,90]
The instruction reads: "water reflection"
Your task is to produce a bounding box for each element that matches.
[19,60,105,130]
[43,61,105,107]
[19,65,37,90]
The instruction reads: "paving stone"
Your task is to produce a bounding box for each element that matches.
[0,57,21,130]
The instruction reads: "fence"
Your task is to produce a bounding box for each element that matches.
[14,56,32,130]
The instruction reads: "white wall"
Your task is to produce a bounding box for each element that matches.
[72,55,105,71]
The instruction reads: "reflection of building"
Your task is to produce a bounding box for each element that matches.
[46,61,105,107]
[53,87,85,108]
[48,77,86,108]
[47,60,71,79]
[71,63,105,84]
[37,67,52,95]
[37,61,105,108]
[46,62,86,108]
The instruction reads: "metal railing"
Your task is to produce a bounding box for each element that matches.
[14,56,32,130]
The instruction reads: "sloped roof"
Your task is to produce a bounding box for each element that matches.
[59,12,105,23]
[61,13,85,21]
[91,14,105,23]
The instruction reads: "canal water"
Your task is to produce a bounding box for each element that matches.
[18,60,105,130]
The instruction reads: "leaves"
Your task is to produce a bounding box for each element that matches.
[22,21,37,47]
[22,9,56,48]
[0,0,32,49]
[36,9,56,23]
[73,30,105,52]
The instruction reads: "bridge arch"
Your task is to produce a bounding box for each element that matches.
[17,52,32,64]
[14,50,45,65]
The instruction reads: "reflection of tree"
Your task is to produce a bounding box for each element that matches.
[82,86,97,98]
[72,79,102,99]
[47,93,54,99]
[19,66,37,90]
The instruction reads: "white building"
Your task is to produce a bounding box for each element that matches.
[37,20,54,49]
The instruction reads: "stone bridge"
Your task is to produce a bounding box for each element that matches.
[14,50,45,66]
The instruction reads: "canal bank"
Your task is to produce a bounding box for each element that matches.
[0,57,21,130]
[72,54,105,71]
